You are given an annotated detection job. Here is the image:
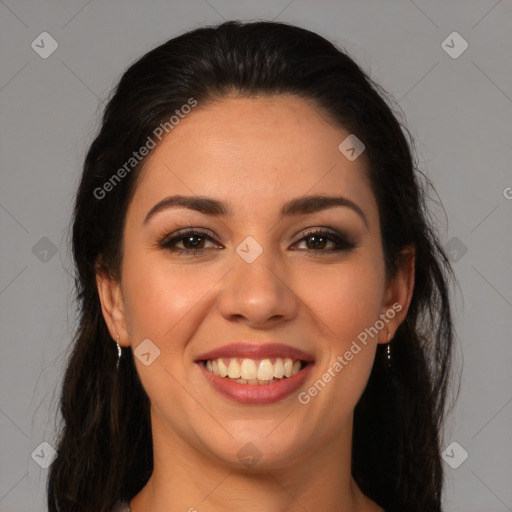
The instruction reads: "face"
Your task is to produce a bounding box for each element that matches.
[98,94,412,471]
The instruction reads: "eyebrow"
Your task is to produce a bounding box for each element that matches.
[143,194,369,229]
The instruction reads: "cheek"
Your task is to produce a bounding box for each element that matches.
[121,252,216,348]
[297,257,385,343]
[120,255,204,404]
[293,258,384,413]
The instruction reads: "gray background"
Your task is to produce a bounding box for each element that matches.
[1,1,511,511]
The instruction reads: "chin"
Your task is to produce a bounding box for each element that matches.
[201,429,310,472]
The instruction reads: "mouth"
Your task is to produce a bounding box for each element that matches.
[195,343,315,404]
[200,357,310,385]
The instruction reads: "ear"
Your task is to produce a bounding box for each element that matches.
[96,268,130,347]
[378,245,415,344]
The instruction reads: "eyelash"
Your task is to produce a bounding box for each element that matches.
[157,227,356,257]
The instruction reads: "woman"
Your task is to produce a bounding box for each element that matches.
[47,20,457,512]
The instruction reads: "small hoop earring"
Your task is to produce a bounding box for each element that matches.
[116,334,122,369]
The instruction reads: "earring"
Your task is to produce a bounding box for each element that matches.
[386,327,392,371]
[116,334,122,369]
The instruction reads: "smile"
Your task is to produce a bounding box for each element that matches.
[195,342,315,404]
[204,357,306,384]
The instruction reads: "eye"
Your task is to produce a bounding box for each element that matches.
[158,227,356,257]
[157,229,220,256]
[292,228,356,255]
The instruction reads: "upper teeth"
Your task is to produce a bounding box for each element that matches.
[205,357,302,381]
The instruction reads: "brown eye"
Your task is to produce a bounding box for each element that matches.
[158,229,221,256]
[294,228,356,254]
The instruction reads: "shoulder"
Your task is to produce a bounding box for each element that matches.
[111,500,131,512]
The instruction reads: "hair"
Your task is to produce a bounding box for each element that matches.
[48,20,458,512]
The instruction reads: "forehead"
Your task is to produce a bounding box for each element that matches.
[129,94,378,228]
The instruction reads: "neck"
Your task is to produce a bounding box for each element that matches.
[130,410,383,512]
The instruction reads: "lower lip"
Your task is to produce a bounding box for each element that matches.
[198,362,314,404]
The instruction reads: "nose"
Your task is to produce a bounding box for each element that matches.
[217,244,299,327]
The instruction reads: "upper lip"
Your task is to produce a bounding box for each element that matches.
[196,343,315,362]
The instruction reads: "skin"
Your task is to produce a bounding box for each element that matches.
[97,94,415,512]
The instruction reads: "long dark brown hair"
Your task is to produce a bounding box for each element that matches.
[48,20,458,512]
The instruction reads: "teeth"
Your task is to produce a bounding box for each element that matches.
[204,357,305,383]
[284,358,293,377]
[241,359,257,380]
[227,359,241,379]
[234,378,276,385]
[218,358,228,377]
[273,358,284,378]
[257,359,274,380]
